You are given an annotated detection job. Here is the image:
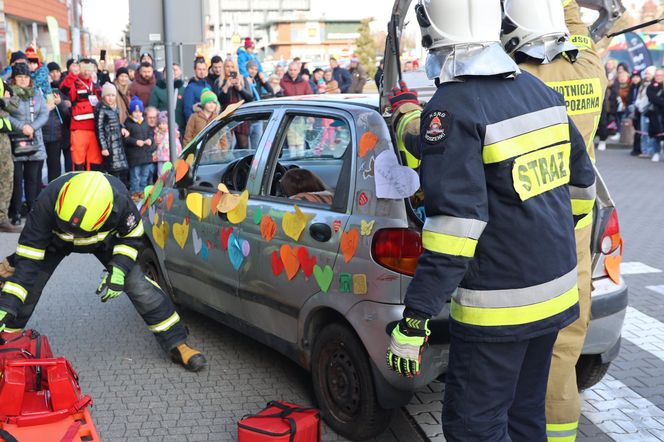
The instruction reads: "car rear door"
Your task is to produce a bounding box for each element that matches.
[237,107,356,344]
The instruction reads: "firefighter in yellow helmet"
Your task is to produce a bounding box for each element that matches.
[500,0,621,440]
[0,172,206,372]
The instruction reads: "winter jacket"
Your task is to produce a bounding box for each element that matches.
[183,78,212,121]
[154,127,182,162]
[184,111,217,147]
[96,102,128,172]
[149,79,185,132]
[60,73,101,131]
[332,67,352,93]
[237,47,263,78]
[646,81,664,140]
[349,64,368,93]
[217,79,254,108]
[124,117,155,166]
[245,75,274,101]
[128,74,156,109]
[115,82,130,124]
[280,75,313,97]
[6,85,49,162]
[41,89,70,143]
[31,66,52,98]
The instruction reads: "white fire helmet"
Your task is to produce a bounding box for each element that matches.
[501,0,570,55]
[416,0,503,50]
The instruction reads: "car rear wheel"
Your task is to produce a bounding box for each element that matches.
[311,323,393,440]
[576,355,611,391]
[139,247,177,304]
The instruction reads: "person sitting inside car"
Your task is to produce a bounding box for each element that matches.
[279,168,333,205]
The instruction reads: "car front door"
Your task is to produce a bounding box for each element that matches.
[238,108,356,344]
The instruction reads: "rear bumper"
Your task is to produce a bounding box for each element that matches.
[582,277,628,361]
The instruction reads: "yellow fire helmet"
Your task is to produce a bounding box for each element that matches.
[55,172,114,235]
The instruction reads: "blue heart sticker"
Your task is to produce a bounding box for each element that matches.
[201,242,209,262]
[228,233,244,271]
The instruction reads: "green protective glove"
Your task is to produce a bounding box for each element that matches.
[0,309,10,333]
[96,267,126,302]
[386,311,431,378]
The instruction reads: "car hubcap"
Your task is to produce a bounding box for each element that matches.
[325,344,360,416]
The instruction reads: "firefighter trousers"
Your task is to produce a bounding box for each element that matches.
[545,224,593,441]
[5,248,187,352]
[442,330,558,442]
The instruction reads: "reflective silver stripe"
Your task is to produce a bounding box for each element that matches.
[484,106,568,145]
[16,245,45,260]
[569,182,596,201]
[54,230,110,246]
[454,267,577,308]
[120,220,144,238]
[113,245,138,260]
[547,429,577,439]
[73,113,94,121]
[423,216,487,240]
[3,282,27,302]
[148,312,180,332]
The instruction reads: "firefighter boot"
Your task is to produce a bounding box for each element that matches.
[170,343,207,372]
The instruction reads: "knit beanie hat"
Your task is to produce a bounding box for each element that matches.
[10,51,26,65]
[244,37,255,49]
[129,96,144,113]
[47,62,61,72]
[158,111,168,125]
[25,47,39,62]
[11,62,31,78]
[102,82,117,97]
[199,88,218,107]
[116,67,129,79]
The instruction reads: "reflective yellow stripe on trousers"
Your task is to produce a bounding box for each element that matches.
[148,312,180,333]
[547,421,578,442]
[451,268,579,326]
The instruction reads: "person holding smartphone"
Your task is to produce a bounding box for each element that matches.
[217,60,253,148]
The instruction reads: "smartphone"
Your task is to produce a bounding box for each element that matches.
[230,71,237,79]
[100,49,106,61]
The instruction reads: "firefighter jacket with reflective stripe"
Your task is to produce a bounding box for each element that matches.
[0,173,144,317]
[519,1,606,165]
[60,73,101,132]
[404,71,596,342]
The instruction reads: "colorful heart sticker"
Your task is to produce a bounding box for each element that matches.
[313,265,334,293]
[242,240,251,257]
[227,190,249,224]
[148,204,156,224]
[165,193,174,210]
[150,180,164,205]
[175,159,189,182]
[152,221,168,250]
[280,244,301,280]
[172,218,190,249]
[186,192,211,220]
[271,250,284,276]
[200,242,209,261]
[360,219,375,236]
[210,191,222,215]
[297,247,316,278]
[359,132,379,158]
[228,233,245,271]
[253,207,263,225]
[220,226,233,251]
[282,205,309,241]
[353,274,368,295]
[192,228,202,255]
[260,215,277,241]
[341,228,360,263]
[160,161,173,175]
[185,153,195,165]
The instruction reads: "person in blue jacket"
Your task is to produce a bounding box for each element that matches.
[329,57,352,93]
[237,38,264,80]
[182,58,212,122]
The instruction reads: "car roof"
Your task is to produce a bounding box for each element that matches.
[242,93,380,110]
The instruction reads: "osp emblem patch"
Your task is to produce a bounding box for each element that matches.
[424,111,451,144]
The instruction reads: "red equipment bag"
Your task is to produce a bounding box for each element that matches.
[238,401,322,442]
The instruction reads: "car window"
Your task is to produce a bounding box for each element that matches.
[265,113,352,208]
[193,113,271,191]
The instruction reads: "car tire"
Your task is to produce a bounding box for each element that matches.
[576,355,611,391]
[139,247,177,304]
[311,323,393,440]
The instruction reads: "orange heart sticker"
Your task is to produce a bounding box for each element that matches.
[175,159,189,182]
[340,228,360,263]
[280,244,301,280]
[260,215,277,241]
[210,191,222,215]
[604,255,622,284]
[165,193,174,210]
[359,132,378,158]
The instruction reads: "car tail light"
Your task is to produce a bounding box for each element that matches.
[600,209,621,255]
[371,228,423,276]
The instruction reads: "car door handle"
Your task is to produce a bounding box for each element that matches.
[309,223,332,242]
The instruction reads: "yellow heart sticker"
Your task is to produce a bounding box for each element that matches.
[152,221,169,250]
[282,205,310,242]
[186,192,211,220]
[173,218,190,249]
[185,153,195,166]
[227,190,249,224]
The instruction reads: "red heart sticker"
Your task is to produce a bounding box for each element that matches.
[271,250,284,276]
[358,192,368,206]
[220,226,233,251]
[333,220,342,232]
[297,247,317,278]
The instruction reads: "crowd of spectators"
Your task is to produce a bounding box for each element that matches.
[600,60,664,162]
[0,39,370,226]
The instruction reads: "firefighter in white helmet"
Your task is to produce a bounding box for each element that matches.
[386,0,596,440]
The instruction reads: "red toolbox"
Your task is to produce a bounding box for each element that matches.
[0,330,100,442]
[238,401,321,442]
